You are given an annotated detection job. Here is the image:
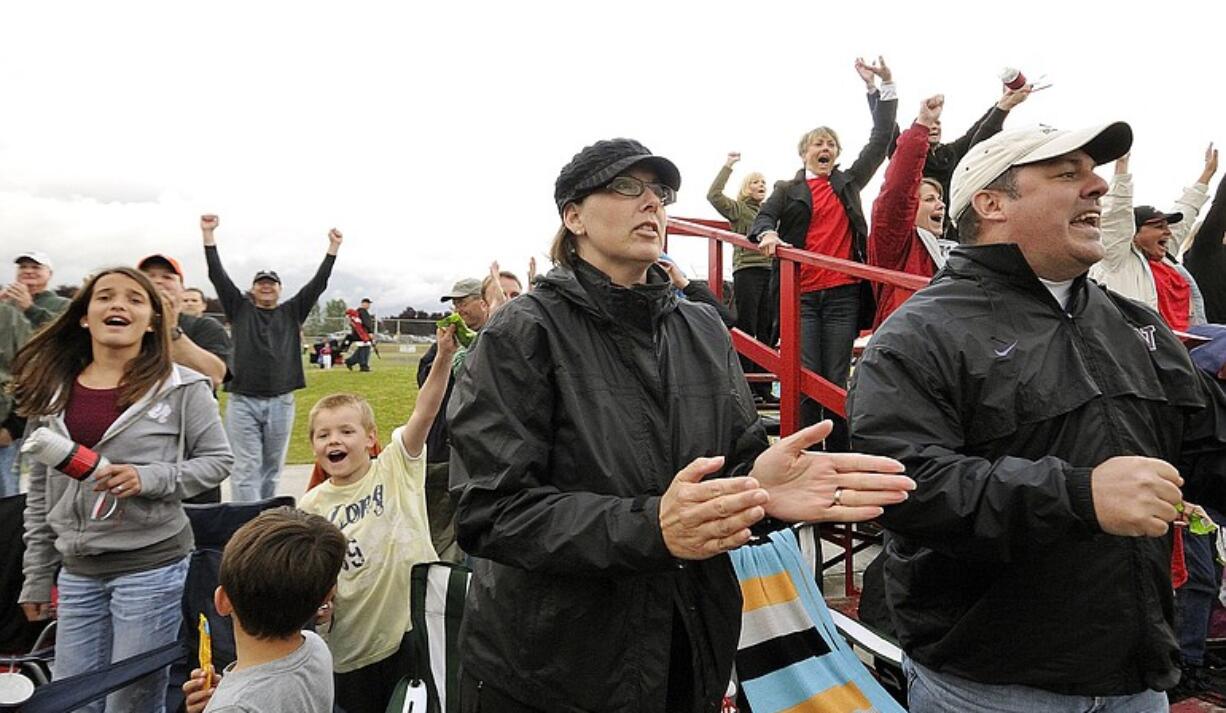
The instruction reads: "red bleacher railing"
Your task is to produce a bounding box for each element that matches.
[666,217,930,596]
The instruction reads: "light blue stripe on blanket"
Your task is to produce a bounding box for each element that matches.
[730,529,906,713]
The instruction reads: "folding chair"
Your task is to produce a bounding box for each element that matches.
[167,496,296,712]
[0,495,54,704]
[13,640,185,713]
[385,561,471,713]
[0,496,45,658]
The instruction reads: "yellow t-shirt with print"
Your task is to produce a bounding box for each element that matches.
[299,427,438,673]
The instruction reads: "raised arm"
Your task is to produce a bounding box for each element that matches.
[1096,156,1137,271]
[1172,143,1217,253]
[1190,172,1226,258]
[948,84,1032,162]
[707,153,743,223]
[289,229,341,322]
[748,180,787,254]
[401,325,458,458]
[201,214,245,318]
[846,55,899,188]
[869,96,942,271]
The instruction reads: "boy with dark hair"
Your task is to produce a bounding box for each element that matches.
[182,507,347,713]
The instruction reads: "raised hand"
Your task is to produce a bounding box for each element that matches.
[1115,152,1131,176]
[200,214,219,232]
[435,324,459,361]
[997,83,1033,111]
[917,94,945,128]
[1200,142,1219,184]
[871,55,892,83]
[854,57,877,89]
[1,282,33,310]
[725,152,741,168]
[749,420,913,523]
[328,228,343,248]
[659,456,768,559]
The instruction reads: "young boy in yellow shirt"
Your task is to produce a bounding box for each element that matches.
[298,325,457,713]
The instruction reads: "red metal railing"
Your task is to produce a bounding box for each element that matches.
[666,217,929,596]
[667,217,927,433]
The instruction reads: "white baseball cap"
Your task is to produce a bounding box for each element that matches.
[15,251,53,269]
[949,122,1133,227]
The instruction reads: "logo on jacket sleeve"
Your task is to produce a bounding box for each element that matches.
[1135,325,1157,352]
[147,402,172,423]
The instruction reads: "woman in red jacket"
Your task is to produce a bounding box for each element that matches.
[868,95,952,327]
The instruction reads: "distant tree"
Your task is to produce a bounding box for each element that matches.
[303,302,325,335]
[53,284,79,299]
[324,298,348,319]
[204,296,224,315]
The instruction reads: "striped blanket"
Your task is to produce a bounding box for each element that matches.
[730,529,905,713]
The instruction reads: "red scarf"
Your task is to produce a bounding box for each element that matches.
[1149,258,1190,331]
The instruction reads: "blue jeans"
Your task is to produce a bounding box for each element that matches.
[799,284,860,451]
[346,345,372,371]
[1176,507,1222,666]
[55,557,190,713]
[226,392,296,502]
[904,658,1168,713]
[0,437,21,497]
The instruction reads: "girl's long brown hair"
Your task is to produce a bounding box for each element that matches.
[12,266,173,417]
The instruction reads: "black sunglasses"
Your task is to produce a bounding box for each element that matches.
[603,175,676,206]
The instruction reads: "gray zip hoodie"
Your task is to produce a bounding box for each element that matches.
[20,365,233,603]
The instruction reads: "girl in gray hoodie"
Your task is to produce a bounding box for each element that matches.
[12,266,233,713]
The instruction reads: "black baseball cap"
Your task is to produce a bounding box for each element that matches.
[554,138,681,214]
[1134,206,1183,231]
[252,269,281,284]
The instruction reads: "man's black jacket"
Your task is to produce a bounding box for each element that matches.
[848,244,1226,696]
[448,260,767,712]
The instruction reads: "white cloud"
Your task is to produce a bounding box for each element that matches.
[2,0,1223,313]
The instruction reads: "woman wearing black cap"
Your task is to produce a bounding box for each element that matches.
[447,138,914,712]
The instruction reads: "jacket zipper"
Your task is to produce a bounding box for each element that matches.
[1065,309,1151,679]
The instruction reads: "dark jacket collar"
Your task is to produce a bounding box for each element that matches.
[943,243,1092,313]
[539,258,678,333]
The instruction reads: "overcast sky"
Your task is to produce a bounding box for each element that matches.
[3,1,1223,315]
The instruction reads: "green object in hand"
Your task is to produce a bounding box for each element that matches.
[1176,502,1218,536]
[436,313,476,348]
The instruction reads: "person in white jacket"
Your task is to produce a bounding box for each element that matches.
[1088,147,1217,327]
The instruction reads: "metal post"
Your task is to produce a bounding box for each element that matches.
[778,260,802,437]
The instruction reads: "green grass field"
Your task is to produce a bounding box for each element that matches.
[220,345,429,464]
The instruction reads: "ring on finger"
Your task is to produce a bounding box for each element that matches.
[832,487,844,506]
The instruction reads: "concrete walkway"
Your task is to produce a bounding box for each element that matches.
[218,463,313,503]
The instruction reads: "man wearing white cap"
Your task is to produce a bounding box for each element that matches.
[0,252,69,496]
[4,251,69,330]
[849,122,1226,710]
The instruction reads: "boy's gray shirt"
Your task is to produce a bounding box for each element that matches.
[20,365,233,603]
[205,631,334,713]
